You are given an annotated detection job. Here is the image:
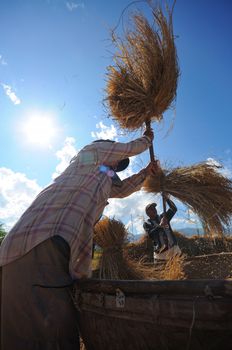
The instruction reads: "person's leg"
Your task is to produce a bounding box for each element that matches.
[165,228,176,247]
[159,232,165,247]
[1,236,80,350]
[154,233,162,250]
[158,231,169,254]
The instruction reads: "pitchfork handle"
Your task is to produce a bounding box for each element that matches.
[145,121,155,162]
[145,120,167,215]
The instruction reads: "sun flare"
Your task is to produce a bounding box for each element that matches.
[22,113,57,147]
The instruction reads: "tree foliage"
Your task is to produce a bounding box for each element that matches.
[0,223,7,242]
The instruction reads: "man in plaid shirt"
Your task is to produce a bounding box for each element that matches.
[0,129,159,350]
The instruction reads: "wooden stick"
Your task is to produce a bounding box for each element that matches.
[145,121,155,161]
[145,120,166,214]
[162,193,167,214]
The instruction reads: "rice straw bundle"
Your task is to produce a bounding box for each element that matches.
[144,162,232,234]
[94,217,145,279]
[106,4,179,130]
[160,254,186,280]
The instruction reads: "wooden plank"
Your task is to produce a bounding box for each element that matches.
[75,278,232,296]
[78,292,232,330]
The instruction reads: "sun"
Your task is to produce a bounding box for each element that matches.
[22,113,57,147]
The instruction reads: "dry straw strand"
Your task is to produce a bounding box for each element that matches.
[144,162,232,235]
[106,3,179,130]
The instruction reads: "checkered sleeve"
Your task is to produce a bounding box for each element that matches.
[109,169,147,198]
[96,136,152,165]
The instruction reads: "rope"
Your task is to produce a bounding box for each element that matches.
[186,296,199,350]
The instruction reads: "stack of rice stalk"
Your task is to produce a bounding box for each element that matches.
[106,3,179,130]
[144,162,232,234]
[93,217,160,280]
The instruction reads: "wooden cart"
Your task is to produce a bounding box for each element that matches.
[75,279,232,350]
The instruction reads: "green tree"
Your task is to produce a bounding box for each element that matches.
[0,223,7,242]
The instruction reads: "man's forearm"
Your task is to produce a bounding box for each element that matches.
[109,169,146,198]
[166,198,177,212]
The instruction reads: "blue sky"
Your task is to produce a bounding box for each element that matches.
[0,0,232,234]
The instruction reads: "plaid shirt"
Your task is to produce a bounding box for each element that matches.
[0,136,151,279]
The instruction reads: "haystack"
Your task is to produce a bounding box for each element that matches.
[106,3,179,130]
[125,233,154,262]
[93,217,149,280]
[144,162,232,234]
[175,231,232,256]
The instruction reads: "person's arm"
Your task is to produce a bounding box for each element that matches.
[162,197,177,222]
[164,208,175,222]
[109,168,147,198]
[166,198,177,213]
[143,221,151,235]
[143,221,160,241]
[96,130,153,166]
[109,161,159,198]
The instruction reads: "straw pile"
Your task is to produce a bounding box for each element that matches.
[175,231,232,256]
[106,4,179,130]
[93,217,147,279]
[161,254,186,280]
[144,162,232,234]
[125,234,154,262]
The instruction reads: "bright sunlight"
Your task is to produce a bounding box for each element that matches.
[22,113,57,147]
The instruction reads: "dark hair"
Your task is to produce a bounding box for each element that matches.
[93,139,115,143]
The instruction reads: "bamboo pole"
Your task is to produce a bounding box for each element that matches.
[145,120,166,214]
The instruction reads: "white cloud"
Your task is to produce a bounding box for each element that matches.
[206,157,221,167]
[207,157,232,178]
[1,83,21,105]
[0,55,7,65]
[66,1,84,11]
[118,156,136,179]
[52,137,78,179]
[104,189,159,235]
[171,209,201,228]
[0,137,78,230]
[91,121,118,141]
[0,168,41,230]
[224,159,232,178]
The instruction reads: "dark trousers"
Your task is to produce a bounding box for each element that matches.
[1,236,80,350]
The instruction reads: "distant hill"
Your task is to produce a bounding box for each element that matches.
[176,227,204,236]
[130,226,232,241]
[130,227,204,241]
[177,227,232,236]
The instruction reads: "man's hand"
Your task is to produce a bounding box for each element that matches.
[144,160,161,176]
[143,128,154,141]
[160,216,169,228]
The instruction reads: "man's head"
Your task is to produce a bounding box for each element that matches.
[93,139,130,172]
[145,203,157,218]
